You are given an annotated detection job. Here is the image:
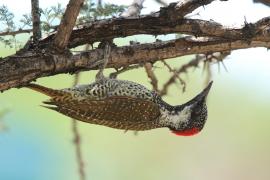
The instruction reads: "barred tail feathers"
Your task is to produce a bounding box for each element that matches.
[26,83,65,97]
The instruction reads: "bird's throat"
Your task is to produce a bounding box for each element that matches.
[171,127,200,136]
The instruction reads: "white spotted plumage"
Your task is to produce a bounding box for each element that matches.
[26,78,212,134]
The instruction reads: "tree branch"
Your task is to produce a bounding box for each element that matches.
[40,12,270,49]
[1,32,270,92]
[0,0,236,46]
[31,0,41,42]
[155,0,168,7]
[71,73,86,180]
[0,25,58,37]
[53,0,84,51]
[171,0,215,18]
[254,0,270,6]
[1,0,270,92]
[40,0,221,48]
[144,63,158,91]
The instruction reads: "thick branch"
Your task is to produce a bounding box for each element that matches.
[0,1,212,39]
[53,0,84,51]
[31,0,41,41]
[1,35,270,92]
[40,11,270,49]
[0,0,236,46]
[1,0,270,92]
[40,0,222,48]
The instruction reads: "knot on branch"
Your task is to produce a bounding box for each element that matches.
[159,2,177,17]
[242,22,256,39]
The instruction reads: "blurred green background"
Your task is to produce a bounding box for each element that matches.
[1,0,270,180]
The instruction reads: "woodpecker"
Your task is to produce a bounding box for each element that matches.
[26,78,212,136]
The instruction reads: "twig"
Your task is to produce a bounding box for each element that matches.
[202,51,230,72]
[175,0,215,18]
[71,45,93,180]
[0,25,58,37]
[109,64,143,79]
[162,60,186,93]
[96,42,111,80]
[160,55,204,96]
[204,61,212,85]
[31,0,41,41]
[144,63,158,91]
[0,28,32,37]
[53,0,84,51]
[154,0,168,6]
[0,109,9,132]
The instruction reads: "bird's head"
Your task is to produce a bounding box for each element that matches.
[170,81,213,136]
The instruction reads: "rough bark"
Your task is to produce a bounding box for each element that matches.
[0,0,270,92]
[39,14,270,49]
[1,34,270,92]
[53,0,84,51]
[40,0,220,48]
[31,0,41,42]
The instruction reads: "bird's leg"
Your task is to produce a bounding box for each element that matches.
[95,42,111,81]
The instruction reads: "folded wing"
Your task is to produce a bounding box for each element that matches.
[43,96,161,130]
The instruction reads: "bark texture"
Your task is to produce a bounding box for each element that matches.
[31,0,41,42]
[53,0,84,51]
[0,0,270,92]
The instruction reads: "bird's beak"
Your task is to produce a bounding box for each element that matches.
[185,81,213,105]
[197,81,213,100]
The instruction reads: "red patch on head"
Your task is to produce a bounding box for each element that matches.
[171,127,200,136]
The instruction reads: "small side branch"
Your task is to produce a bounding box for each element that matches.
[161,60,186,95]
[155,0,168,6]
[53,0,84,51]
[109,64,143,79]
[144,63,158,91]
[175,0,215,18]
[160,0,216,20]
[31,0,42,42]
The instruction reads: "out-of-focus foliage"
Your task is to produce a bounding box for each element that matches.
[0,0,126,47]
[0,5,15,31]
[78,0,126,23]
[0,5,15,48]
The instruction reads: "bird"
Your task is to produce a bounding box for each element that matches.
[26,78,212,136]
